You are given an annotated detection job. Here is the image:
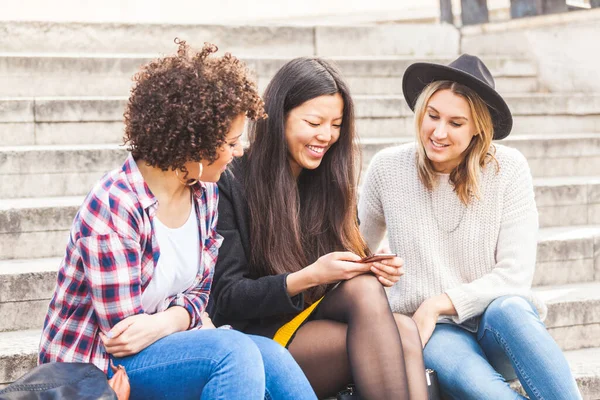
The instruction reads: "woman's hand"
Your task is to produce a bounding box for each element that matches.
[412,294,457,347]
[100,306,191,357]
[100,314,164,357]
[370,257,404,287]
[307,251,373,285]
[199,312,216,330]
[286,251,371,296]
[411,301,439,348]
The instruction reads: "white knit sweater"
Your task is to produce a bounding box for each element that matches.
[358,142,547,324]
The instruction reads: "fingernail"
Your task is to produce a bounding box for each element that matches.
[106,331,113,339]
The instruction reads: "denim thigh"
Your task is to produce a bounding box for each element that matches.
[424,323,525,400]
[109,329,265,400]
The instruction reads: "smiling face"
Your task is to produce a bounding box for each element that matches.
[181,113,245,183]
[420,89,478,173]
[284,93,344,178]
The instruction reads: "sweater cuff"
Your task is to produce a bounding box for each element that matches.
[281,273,305,311]
[445,287,478,324]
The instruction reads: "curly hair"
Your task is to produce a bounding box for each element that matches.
[124,39,266,171]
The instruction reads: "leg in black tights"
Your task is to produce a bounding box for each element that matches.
[287,274,410,400]
[287,320,352,398]
[394,313,428,400]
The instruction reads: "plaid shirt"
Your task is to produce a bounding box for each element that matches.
[39,155,222,373]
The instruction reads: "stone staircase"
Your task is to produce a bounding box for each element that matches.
[0,20,599,399]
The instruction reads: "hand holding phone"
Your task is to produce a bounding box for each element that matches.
[359,253,398,263]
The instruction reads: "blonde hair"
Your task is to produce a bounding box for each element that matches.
[414,80,498,205]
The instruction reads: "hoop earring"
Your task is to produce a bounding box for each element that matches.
[176,163,203,186]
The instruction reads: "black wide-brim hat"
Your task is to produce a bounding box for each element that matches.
[402,54,513,140]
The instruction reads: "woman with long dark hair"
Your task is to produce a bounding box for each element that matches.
[210,58,427,399]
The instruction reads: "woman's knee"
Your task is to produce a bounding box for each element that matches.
[339,274,386,302]
[393,314,423,351]
[209,329,264,370]
[483,296,538,328]
[248,335,291,365]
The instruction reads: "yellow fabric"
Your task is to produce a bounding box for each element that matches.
[273,297,324,347]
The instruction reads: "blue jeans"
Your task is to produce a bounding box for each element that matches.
[423,296,581,400]
[108,328,316,400]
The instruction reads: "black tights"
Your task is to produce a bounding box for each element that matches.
[288,275,427,399]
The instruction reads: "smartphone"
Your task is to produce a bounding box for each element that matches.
[359,253,397,263]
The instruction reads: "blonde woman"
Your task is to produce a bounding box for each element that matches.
[358,55,581,399]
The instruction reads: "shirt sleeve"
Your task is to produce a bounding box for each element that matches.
[166,266,213,329]
[79,232,145,333]
[445,154,539,323]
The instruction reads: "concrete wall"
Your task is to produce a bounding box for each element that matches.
[461,8,600,93]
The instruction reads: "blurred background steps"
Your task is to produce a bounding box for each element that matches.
[0,54,537,97]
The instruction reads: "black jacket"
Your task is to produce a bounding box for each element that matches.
[209,155,305,337]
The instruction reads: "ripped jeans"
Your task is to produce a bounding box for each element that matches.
[423,296,581,400]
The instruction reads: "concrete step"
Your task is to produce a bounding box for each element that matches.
[0,144,127,198]
[0,21,460,57]
[537,282,600,351]
[0,258,59,333]
[5,93,600,146]
[3,329,598,398]
[0,256,599,340]
[2,341,599,400]
[353,93,600,138]
[1,134,599,197]
[535,177,600,229]
[361,134,600,178]
[0,178,598,270]
[0,329,39,387]
[0,54,536,98]
[0,197,81,260]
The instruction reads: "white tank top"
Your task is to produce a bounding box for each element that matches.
[142,204,200,314]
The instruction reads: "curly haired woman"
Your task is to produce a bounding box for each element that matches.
[39,40,316,400]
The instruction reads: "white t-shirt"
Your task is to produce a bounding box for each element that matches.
[142,204,200,314]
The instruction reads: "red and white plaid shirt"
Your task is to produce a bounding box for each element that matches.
[39,154,222,373]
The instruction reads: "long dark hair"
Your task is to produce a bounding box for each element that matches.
[245,57,368,304]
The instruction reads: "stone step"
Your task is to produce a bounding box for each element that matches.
[0,54,537,98]
[354,93,600,138]
[2,336,598,400]
[361,134,600,178]
[4,93,600,146]
[1,281,600,387]
[0,258,60,333]
[0,329,40,386]
[534,177,600,229]
[1,256,599,339]
[0,179,598,276]
[0,21,460,57]
[1,134,599,197]
[536,282,600,351]
[0,144,127,198]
